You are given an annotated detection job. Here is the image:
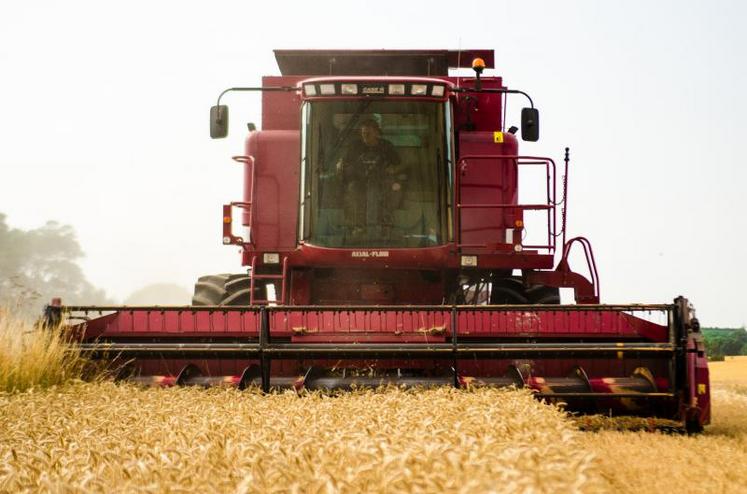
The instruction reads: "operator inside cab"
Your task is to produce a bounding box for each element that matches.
[302,100,449,249]
[337,118,407,242]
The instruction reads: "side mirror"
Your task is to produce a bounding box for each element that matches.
[210,105,229,139]
[521,108,539,142]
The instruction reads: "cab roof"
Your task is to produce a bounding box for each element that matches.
[274,49,494,76]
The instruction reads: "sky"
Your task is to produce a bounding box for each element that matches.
[1,0,745,326]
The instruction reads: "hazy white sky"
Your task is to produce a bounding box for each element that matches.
[1,1,745,326]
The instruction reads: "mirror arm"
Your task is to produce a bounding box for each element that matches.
[216,86,297,106]
[452,87,534,109]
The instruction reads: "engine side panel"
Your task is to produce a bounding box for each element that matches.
[458,132,519,248]
[245,130,300,251]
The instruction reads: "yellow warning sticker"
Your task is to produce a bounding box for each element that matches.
[493,131,504,143]
[698,383,707,395]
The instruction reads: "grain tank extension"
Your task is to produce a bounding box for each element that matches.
[51,49,710,431]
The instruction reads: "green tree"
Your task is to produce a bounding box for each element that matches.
[702,327,747,360]
[0,213,111,319]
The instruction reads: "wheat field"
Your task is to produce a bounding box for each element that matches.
[1,312,746,493]
[0,311,93,393]
[578,357,747,493]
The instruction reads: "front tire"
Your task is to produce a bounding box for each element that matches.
[489,277,560,305]
[192,274,259,306]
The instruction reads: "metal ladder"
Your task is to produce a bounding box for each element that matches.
[248,255,288,305]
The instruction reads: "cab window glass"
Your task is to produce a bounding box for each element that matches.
[304,100,448,248]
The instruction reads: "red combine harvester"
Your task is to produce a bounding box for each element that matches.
[51,49,710,431]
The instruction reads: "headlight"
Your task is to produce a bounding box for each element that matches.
[388,84,405,95]
[263,253,280,264]
[303,84,317,96]
[341,83,358,95]
[460,255,478,267]
[319,83,336,95]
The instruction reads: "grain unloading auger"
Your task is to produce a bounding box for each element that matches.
[49,50,711,431]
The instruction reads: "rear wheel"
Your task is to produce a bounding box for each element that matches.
[192,274,230,305]
[192,273,260,306]
[489,277,560,305]
[489,278,529,304]
[525,284,561,304]
[222,275,256,306]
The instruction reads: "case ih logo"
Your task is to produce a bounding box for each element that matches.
[352,250,390,258]
[361,86,385,95]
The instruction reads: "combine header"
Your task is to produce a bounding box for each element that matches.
[50,49,710,431]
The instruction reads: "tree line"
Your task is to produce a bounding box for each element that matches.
[0,213,111,319]
[702,327,747,361]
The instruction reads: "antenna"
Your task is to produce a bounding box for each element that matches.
[456,38,462,89]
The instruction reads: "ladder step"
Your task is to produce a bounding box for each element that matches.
[252,274,284,280]
[250,255,287,305]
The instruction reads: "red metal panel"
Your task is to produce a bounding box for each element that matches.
[452,309,668,340]
[265,308,670,341]
[245,130,300,252]
[687,335,712,426]
[81,309,261,339]
[261,76,304,130]
[458,133,519,249]
[449,77,504,131]
[77,307,666,343]
[271,309,451,342]
[289,244,453,268]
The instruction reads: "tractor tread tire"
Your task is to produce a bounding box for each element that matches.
[192,273,260,306]
[489,277,560,305]
[192,274,231,306]
[490,277,530,304]
[191,295,219,306]
[222,288,255,306]
[225,275,252,292]
[526,285,561,304]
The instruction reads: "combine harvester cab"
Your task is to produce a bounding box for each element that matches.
[52,49,711,432]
